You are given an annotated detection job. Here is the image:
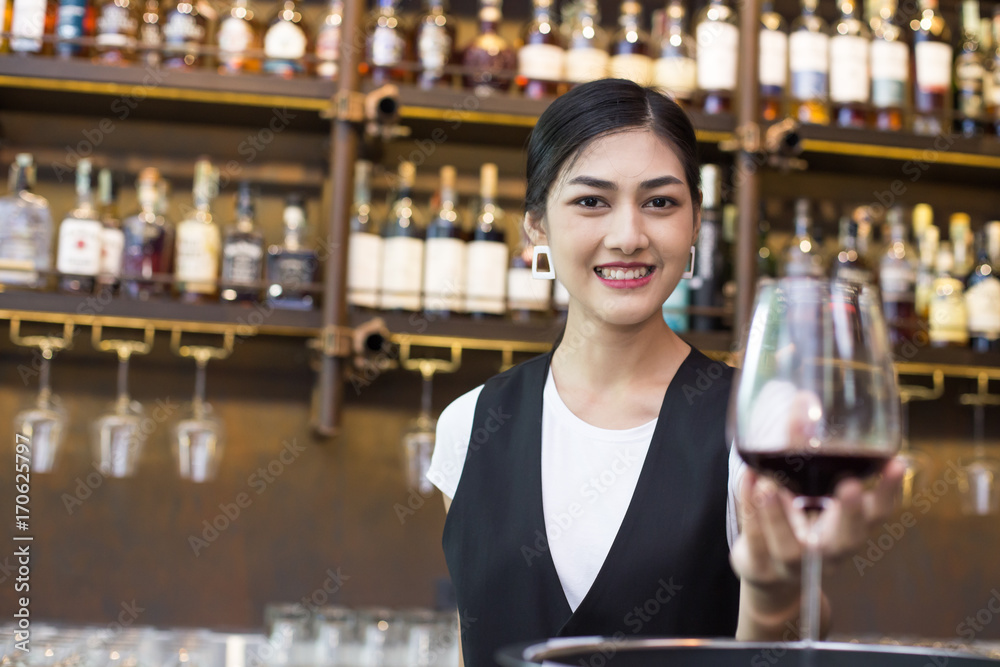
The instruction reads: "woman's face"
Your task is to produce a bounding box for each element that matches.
[530,128,700,327]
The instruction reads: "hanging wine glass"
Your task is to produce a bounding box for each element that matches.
[729,276,902,643]
[91,325,155,478]
[895,378,939,508]
[958,381,1000,516]
[170,330,232,483]
[10,320,73,474]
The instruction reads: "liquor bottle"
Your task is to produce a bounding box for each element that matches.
[831,215,873,285]
[914,219,939,321]
[949,212,973,280]
[0,154,53,289]
[912,0,952,135]
[830,0,871,128]
[55,0,93,58]
[654,0,697,106]
[138,0,161,66]
[94,0,139,63]
[518,0,565,100]
[161,0,206,69]
[689,164,727,331]
[347,160,383,310]
[315,0,343,80]
[423,165,466,316]
[965,230,1000,352]
[266,194,317,310]
[379,161,425,312]
[870,0,909,131]
[175,158,221,302]
[218,0,260,74]
[693,0,739,115]
[56,159,103,295]
[414,0,454,88]
[954,0,986,137]
[96,168,124,294]
[608,1,652,86]
[928,242,968,348]
[507,230,551,321]
[564,0,608,84]
[759,0,788,121]
[465,163,508,317]
[9,0,56,54]
[987,8,1000,136]
[122,168,173,300]
[462,0,516,94]
[788,0,830,124]
[783,198,826,277]
[880,206,919,344]
[365,0,408,85]
[220,182,264,303]
[263,0,309,77]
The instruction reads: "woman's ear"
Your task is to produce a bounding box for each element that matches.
[524,211,548,246]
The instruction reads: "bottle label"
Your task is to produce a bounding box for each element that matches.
[100,227,125,277]
[56,218,103,276]
[316,21,342,78]
[829,35,869,103]
[929,279,969,343]
[565,46,609,83]
[96,5,138,47]
[696,21,739,91]
[759,28,788,87]
[56,0,88,55]
[507,266,551,311]
[987,68,1000,108]
[417,23,451,72]
[264,20,307,60]
[371,24,404,67]
[653,56,697,98]
[966,278,1000,337]
[465,240,508,314]
[956,58,985,118]
[218,17,254,63]
[163,11,204,47]
[518,43,565,81]
[222,239,263,284]
[879,263,916,299]
[871,40,908,108]
[915,41,952,92]
[789,31,829,100]
[423,237,466,312]
[140,20,161,51]
[347,231,383,309]
[11,0,47,51]
[176,221,221,289]
[608,53,653,87]
[379,236,424,311]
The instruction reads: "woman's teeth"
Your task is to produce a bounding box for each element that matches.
[596,267,651,280]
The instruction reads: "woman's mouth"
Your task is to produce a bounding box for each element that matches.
[594,265,655,288]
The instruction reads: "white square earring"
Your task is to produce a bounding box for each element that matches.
[531,245,555,279]
[681,245,696,280]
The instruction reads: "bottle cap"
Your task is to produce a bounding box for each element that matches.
[398,161,416,187]
[949,212,971,229]
[480,163,498,197]
[912,203,933,233]
[439,165,456,190]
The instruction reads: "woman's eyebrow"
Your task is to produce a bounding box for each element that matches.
[565,175,685,190]
[639,176,684,189]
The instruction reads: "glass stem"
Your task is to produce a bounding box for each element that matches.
[117,351,131,409]
[419,368,434,420]
[795,497,830,644]
[38,350,52,405]
[194,359,208,419]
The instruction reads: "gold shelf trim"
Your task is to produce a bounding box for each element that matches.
[801,138,1000,169]
[399,105,540,128]
[896,361,1000,381]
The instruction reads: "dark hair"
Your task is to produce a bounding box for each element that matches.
[525,79,701,220]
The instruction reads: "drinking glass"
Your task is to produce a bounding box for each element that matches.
[402,366,437,496]
[959,404,1000,516]
[314,606,359,666]
[356,608,406,667]
[265,603,313,666]
[728,276,902,642]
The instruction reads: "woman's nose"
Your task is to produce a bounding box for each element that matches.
[603,206,649,255]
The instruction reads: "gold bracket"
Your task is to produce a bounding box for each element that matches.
[898,369,945,404]
[92,324,156,361]
[719,122,762,153]
[170,328,235,364]
[308,325,354,358]
[9,318,75,358]
[330,90,366,123]
[399,339,462,378]
[959,373,1000,407]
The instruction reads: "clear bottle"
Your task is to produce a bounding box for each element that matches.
[783,198,826,277]
[986,7,1000,137]
[929,242,968,348]
[564,0,608,85]
[870,0,909,131]
[55,0,93,58]
[830,0,871,128]
[465,163,508,317]
[880,206,919,343]
[654,0,697,106]
[423,165,466,316]
[462,0,516,94]
[56,158,103,295]
[831,214,874,286]
[365,0,408,85]
[160,0,206,69]
[965,230,1000,352]
[759,0,788,122]
[954,0,985,137]
[96,168,124,294]
[347,160,383,310]
[379,161,425,312]
[93,0,139,63]
[10,0,57,54]
[788,0,830,124]
[220,182,264,303]
[174,158,221,303]
[263,0,310,78]
[122,168,173,300]
[914,208,939,321]
[518,0,565,100]
[608,1,652,86]
[693,0,739,115]
[266,194,317,310]
[0,154,53,289]
[507,228,551,321]
[138,0,161,66]
[689,164,727,331]
[414,0,455,89]
[912,0,952,135]
[217,0,261,74]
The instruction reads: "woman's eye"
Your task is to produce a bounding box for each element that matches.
[646,197,675,208]
[577,196,603,208]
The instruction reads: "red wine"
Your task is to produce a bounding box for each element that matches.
[739,451,890,498]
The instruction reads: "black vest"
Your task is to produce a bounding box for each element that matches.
[442,347,741,667]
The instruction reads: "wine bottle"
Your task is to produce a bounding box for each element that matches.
[693,0,739,114]
[423,165,466,317]
[965,230,1000,352]
[366,0,409,85]
[831,214,873,286]
[788,0,830,124]
[93,0,139,64]
[174,158,221,303]
[56,158,103,295]
[96,168,124,294]
[160,0,207,69]
[217,0,261,74]
[347,160,383,310]
[759,0,788,122]
[929,242,969,348]
[784,198,826,277]
[465,163,508,317]
[870,0,909,131]
[912,0,952,135]
[518,0,564,100]
[220,182,264,303]
[654,0,696,106]
[379,161,425,312]
[55,0,92,58]
[689,164,727,331]
[122,168,173,300]
[564,0,608,85]
[263,0,310,78]
[986,7,1000,136]
[954,0,986,137]
[608,0,652,86]
[830,0,871,128]
[414,0,455,89]
[880,206,919,344]
[462,0,516,94]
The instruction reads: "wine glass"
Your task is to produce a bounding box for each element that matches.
[728,276,902,643]
[959,402,1000,516]
[402,364,437,496]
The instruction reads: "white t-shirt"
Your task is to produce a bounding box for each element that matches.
[427,367,746,613]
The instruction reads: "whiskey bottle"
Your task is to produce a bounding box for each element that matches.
[654,0,697,106]
[365,0,408,85]
[122,168,173,300]
[379,162,425,311]
[138,0,161,66]
[954,0,986,137]
[693,0,739,114]
[266,194,317,310]
[465,163,508,317]
[788,0,830,124]
[218,0,261,74]
[564,0,608,84]
[175,158,221,302]
[315,0,343,80]
[423,165,466,316]
[783,198,826,277]
[965,230,1000,352]
[929,242,968,348]
[912,0,952,135]
[10,0,56,54]
[96,168,124,294]
[759,0,788,121]
[914,207,938,321]
[415,0,455,88]
[518,0,565,100]
[220,182,264,303]
[347,160,383,310]
[830,0,871,128]
[879,206,919,344]
[462,0,516,94]
[263,0,309,77]
[689,165,728,331]
[161,0,206,69]
[94,0,139,63]
[56,158,103,295]
[870,0,908,131]
[507,229,551,321]
[608,1,652,86]
[0,154,53,289]
[55,0,92,58]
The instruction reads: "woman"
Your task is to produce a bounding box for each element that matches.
[427,79,903,666]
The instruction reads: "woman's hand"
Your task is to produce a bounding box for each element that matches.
[730,458,906,641]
